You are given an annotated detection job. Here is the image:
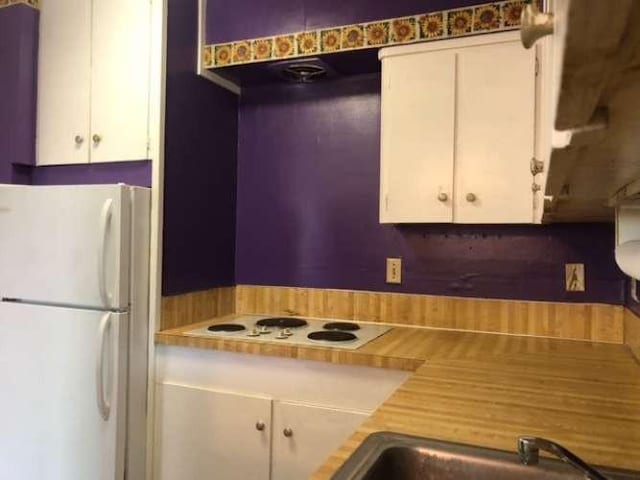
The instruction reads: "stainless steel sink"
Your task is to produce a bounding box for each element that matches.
[331,432,640,480]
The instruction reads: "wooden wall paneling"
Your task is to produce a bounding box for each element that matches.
[624,308,640,362]
[160,287,236,330]
[235,285,624,343]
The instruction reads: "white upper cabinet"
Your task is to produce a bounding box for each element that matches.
[380,32,542,224]
[37,0,151,165]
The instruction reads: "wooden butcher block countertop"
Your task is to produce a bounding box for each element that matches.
[311,340,640,479]
[155,316,640,478]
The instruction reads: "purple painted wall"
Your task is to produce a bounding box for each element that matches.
[0,5,38,183]
[162,0,239,296]
[207,0,483,44]
[28,161,152,187]
[236,75,625,304]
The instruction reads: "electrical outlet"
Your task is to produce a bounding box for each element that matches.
[565,263,585,292]
[386,258,402,284]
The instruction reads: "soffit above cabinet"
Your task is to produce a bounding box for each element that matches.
[201,0,528,87]
[543,0,640,222]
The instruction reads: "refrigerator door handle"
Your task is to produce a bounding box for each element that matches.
[96,312,112,421]
[98,199,113,309]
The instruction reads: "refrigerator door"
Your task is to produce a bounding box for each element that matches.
[0,302,128,480]
[0,185,131,310]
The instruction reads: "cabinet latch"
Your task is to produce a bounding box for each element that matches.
[530,157,544,175]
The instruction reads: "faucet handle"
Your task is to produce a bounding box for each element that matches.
[517,436,610,480]
[517,437,540,465]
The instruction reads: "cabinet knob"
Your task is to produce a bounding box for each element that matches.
[92,134,102,144]
[437,193,448,202]
[255,421,266,431]
[466,193,477,202]
[283,427,293,437]
[74,135,84,145]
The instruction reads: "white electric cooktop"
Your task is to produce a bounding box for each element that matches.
[184,315,391,350]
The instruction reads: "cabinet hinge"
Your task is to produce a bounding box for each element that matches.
[530,157,544,175]
[535,57,540,76]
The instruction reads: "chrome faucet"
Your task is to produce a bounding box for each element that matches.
[517,436,609,480]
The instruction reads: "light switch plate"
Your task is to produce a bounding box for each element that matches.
[386,258,402,284]
[565,263,585,292]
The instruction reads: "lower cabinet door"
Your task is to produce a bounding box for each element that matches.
[271,400,369,480]
[154,383,272,480]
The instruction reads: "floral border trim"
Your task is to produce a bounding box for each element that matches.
[0,0,40,10]
[204,1,525,69]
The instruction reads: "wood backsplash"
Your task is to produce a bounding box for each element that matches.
[161,285,626,343]
[160,286,235,330]
[624,308,640,361]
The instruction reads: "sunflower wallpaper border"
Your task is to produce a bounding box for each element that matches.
[0,0,40,10]
[204,1,526,69]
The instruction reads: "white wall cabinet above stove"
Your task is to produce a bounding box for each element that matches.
[37,0,152,165]
[379,31,548,224]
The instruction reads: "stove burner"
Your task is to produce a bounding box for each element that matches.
[256,317,308,329]
[307,331,357,342]
[207,323,246,333]
[323,322,360,331]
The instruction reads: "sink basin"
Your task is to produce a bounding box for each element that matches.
[331,432,640,480]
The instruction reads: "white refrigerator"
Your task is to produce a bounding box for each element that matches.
[0,184,150,480]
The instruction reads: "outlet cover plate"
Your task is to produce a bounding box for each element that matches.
[565,263,585,292]
[386,258,402,284]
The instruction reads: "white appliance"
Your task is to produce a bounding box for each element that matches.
[185,315,391,350]
[0,184,150,480]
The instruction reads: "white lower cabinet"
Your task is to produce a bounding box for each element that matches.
[153,347,410,480]
[154,383,271,480]
[154,385,369,480]
[271,401,369,480]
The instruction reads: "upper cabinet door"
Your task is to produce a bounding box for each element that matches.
[90,0,151,163]
[454,41,537,223]
[37,0,92,165]
[380,49,456,223]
